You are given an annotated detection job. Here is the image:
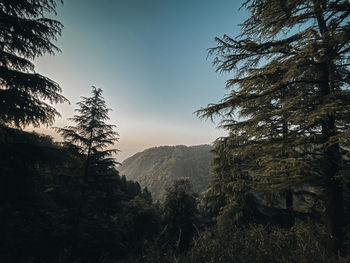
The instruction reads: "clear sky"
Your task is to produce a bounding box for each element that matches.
[32,0,248,162]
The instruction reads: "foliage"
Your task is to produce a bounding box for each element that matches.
[57,86,119,179]
[0,125,80,262]
[187,223,339,263]
[197,0,350,253]
[162,178,199,252]
[201,136,258,225]
[0,0,67,127]
[120,196,161,260]
[0,126,159,263]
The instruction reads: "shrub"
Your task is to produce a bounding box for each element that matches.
[186,222,339,263]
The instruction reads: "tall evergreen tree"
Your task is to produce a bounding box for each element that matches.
[163,178,199,252]
[0,0,67,128]
[57,86,119,182]
[198,0,350,254]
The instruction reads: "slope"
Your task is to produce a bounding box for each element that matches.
[118,145,213,201]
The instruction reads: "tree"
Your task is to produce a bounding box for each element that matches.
[57,86,119,182]
[163,178,198,252]
[198,0,350,254]
[121,196,160,259]
[203,136,259,226]
[0,0,67,128]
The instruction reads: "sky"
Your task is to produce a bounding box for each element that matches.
[32,0,248,162]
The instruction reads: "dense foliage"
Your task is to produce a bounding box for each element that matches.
[0,0,67,127]
[187,223,335,263]
[0,125,157,262]
[198,0,350,254]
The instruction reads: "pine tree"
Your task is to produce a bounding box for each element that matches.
[57,86,119,182]
[0,0,67,128]
[163,178,198,252]
[206,136,258,225]
[198,0,350,254]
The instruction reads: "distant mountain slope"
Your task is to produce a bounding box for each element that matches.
[117,145,213,201]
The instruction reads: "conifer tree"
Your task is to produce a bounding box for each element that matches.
[57,86,119,182]
[0,0,67,128]
[198,0,350,254]
[163,178,198,252]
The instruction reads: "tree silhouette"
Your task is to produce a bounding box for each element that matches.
[0,0,67,128]
[198,0,350,254]
[57,86,119,182]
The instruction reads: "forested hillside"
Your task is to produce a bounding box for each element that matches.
[118,145,213,201]
[0,125,155,262]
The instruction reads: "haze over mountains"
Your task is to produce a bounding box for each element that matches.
[117,145,213,201]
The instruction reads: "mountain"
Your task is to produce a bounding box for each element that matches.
[117,145,214,201]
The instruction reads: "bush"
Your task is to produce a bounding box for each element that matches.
[186,222,340,263]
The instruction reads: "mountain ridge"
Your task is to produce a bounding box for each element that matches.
[117,144,214,201]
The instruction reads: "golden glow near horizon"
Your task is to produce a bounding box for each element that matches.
[28,114,226,162]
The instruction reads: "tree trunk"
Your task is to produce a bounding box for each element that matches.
[81,128,93,216]
[285,189,294,227]
[282,116,294,227]
[313,1,344,249]
[325,170,344,254]
[322,114,343,254]
[318,60,344,254]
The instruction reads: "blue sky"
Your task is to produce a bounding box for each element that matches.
[33,0,248,161]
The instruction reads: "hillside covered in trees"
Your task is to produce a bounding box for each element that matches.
[1,0,350,262]
[118,145,213,201]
